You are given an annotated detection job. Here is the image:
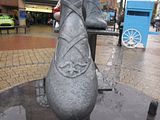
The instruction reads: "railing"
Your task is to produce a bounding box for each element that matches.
[0,25,27,34]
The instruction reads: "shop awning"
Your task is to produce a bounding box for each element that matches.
[25,4,53,13]
[24,0,58,6]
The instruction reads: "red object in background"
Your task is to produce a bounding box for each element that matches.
[53,6,60,13]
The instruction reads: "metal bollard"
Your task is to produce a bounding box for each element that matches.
[146,100,158,120]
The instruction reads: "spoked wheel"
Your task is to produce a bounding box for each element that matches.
[122,29,142,48]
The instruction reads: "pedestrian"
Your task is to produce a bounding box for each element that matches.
[117,10,124,29]
[53,0,61,22]
[53,0,61,32]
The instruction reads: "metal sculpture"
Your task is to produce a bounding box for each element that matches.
[46,0,106,120]
[84,0,107,29]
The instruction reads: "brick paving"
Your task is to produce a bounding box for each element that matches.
[0,48,55,93]
[0,35,56,50]
[0,26,56,92]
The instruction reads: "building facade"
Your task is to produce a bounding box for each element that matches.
[0,0,58,25]
[24,0,58,25]
[100,0,117,9]
[0,0,18,15]
[157,1,160,16]
[0,0,18,7]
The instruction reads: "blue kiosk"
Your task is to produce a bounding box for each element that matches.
[122,0,154,48]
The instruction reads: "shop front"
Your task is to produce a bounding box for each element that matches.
[0,0,26,26]
[0,0,57,26]
[25,4,54,25]
[24,0,57,25]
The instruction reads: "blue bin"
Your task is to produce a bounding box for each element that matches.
[122,0,154,48]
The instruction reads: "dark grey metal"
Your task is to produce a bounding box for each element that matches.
[46,0,98,120]
[148,100,159,117]
[83,0,107,30]
[87,29,119,36]
[88,34,97,62]
[117,24,123,46]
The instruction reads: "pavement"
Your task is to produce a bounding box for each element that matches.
[0,25,160,119]
[0,25,57,92]
[0,25,160,98]
[96,34,160,101]
[0,78,159,120]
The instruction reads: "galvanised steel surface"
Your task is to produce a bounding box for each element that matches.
[45,0,103,120]
[122,0,154,48]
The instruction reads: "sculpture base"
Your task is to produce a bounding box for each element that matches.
[0,79,160,120]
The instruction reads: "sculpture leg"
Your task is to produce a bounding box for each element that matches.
[83,0,107,29]
[46,0,98,120]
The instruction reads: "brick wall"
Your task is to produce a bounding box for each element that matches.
[0,0,18,7]
[100,0,117,9]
